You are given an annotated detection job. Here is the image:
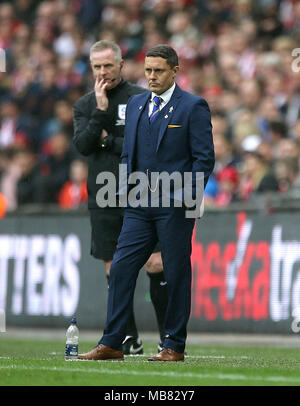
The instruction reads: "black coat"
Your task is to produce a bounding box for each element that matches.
[73,79,145,208]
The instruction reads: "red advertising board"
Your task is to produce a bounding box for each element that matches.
[190,211,300,333]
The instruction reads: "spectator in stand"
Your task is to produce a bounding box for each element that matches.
[52,100,74,138]
[239,79,263,113]
[215,164,239,207]
[41,131,77,204]
[274,157,300,194]
[8,23,31,73]
[13,147,45,206]
[58,159,88,210]
[186,63,204,95]
[232,109,260,154]
[23,63,63,121]
[213,132,239,174]
[291,119,300,141]
[238,151,279,202]
[268,120,288,157]
[74,0,102,33]
[0,97,37,150]
[276,138,300,161]
[39,100,74,155]
[286,69,300,129]
[205,132,240,208]
[281,0,300,34]
[54,13,81,60]
[0,147,20,211]
[258,96,283,140]
[219,90,240,125]
[14,0,37,25]
[256,140,274,167]
[211,113,230,140]
[0,2,22,50]
[166,10,200,58]
[204,175,219,208]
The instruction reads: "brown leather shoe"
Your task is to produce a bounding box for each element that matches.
[148,348,184,362]
[78,344,124,361]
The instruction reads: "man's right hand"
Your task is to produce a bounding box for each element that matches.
[95,76,109,111]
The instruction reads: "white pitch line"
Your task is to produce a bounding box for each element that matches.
[0,365,299,384]
[185,355,250,359]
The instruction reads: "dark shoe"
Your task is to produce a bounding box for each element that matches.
[78,344,124,361]
[148,348,184,362]
[122,336,143,355]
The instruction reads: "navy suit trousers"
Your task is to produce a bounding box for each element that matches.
[99,205,195,353]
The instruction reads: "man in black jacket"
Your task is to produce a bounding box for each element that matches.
[73,40,168,354]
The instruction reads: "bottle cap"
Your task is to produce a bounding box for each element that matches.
[71,317,77,324]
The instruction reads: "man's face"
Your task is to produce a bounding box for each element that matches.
[90,49,124,90]
[144,56,178,95]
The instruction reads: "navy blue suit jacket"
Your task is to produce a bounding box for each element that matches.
[120,84,215,213]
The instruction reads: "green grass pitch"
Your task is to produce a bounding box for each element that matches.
[1,336,300,386]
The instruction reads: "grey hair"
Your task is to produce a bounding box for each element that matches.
[89,40,122,62]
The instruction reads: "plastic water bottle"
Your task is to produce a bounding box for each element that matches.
[65,317,79,360]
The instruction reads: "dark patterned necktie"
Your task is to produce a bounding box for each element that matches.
[149,96,161,123]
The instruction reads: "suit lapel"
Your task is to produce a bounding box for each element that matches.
[128,92,151,159]
[156,85,183,153]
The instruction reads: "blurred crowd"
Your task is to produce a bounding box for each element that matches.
[0,0,300,215]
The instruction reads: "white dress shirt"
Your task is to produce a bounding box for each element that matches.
[148,82,176,117]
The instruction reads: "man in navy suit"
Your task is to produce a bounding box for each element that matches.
[78,45,215,362]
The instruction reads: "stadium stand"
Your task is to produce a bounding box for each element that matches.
[0,0,300,213]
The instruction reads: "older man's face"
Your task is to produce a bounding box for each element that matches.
[90,49,123,90]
